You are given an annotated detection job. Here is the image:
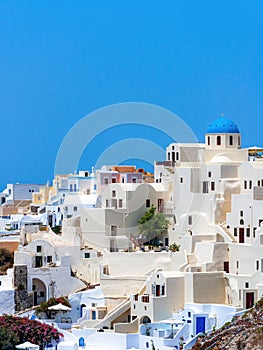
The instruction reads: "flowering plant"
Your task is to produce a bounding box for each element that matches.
[35,296,71,318]
[0,315,63,349]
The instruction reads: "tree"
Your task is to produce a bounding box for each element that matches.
[138,206,169,246]
[169,242,180,252]
[0,248,14,274]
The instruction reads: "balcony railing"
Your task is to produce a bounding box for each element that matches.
[155,161,176,167]
[164,208,174,215]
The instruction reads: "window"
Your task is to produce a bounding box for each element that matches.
[106,199,109,208]
[32,284,36,291]
[224,261,229,273]
[208,171,212,178]
[236,261,239,269]
[111,225,117,236]
[39,291,45,297]
[238,136,240,146]
[202,181,209,193]
[122,178,125,183]
[47,256,52,263]
[180,177,183,183]
[176,152,179,161]
[217,135,221,145]
[162,285,165,295]
[146,199,151,208]
[249,181,252,190]
[245,282,249,288]
[119,199,123,208]
[172,145,175,150]
[256,260,259,270]
[229,135,233,146]
[112,177,116,183]
[258,180,261,187]
[240,219,244,225]
[84,252,90,258]
[70,184,73,192]
[240,211,243,217]
[244,181,247,189]
[168,152,170,160]
[254,227,257,237]
[208,136,210,145]
[94,184,97,190]
[73,206,77,212]
[74,184,77,192]
[211,182,215,191]
[112,190,116,197]
[36,246,42,253]
[188,312,191,317]
[104,178,109,185]
[246,228,250,237]
[234,228,237,236]
[132,177,137,183]
[188,216,192,225]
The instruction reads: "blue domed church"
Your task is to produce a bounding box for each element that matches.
[205,117,241,150]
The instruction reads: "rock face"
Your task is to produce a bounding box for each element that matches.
[193,298,263,350]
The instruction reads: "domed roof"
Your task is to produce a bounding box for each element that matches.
[206,117,240,134]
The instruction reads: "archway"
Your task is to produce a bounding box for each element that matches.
[80,304,86,318]
[140,315,151,324]
[32,278,47,306]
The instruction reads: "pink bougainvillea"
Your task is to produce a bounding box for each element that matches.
[0,315,63,349]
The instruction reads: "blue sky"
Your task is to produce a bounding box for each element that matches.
[0,1,262,189]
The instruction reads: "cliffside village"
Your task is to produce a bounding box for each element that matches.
[1,117,263,349]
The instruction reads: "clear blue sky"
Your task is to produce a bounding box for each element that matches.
[0,1,262,189]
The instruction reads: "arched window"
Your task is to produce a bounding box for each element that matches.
[207,136,210,145]
[229,135,233,146]
[240,219,244,225]
[217,135,221,145]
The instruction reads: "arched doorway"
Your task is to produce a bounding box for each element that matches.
[140,315,151,324]
[80,304,86,318]
[32,278,47,306]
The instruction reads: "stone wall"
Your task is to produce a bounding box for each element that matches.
[13,265,33,312]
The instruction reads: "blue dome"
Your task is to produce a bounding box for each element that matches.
[206,117,240,134]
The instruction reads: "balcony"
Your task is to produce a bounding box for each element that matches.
[164,208,174,216]
[155,161,176,168]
